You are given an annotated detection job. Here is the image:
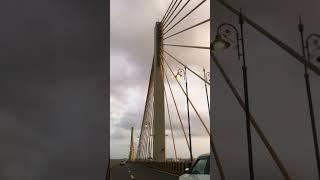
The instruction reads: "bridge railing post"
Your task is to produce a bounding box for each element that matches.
[175,162,178,174]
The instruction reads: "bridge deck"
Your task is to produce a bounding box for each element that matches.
[111,160,179,180]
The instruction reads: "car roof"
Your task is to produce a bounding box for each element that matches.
[198,153,210,158]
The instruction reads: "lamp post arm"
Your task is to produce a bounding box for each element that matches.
[217,23,241,60]
[306,34,320,43]
[305,33,320,64]
[217,23,238,34]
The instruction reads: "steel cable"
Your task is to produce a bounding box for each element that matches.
[163,50,210,85]
[161,0,174,23]
[163,0,207,35]
[162,59,225,180]
[211,53,292,180]
[163,18,210,40]
[162,65,191,151]
[164,90,178,160]
[163,0,183,26]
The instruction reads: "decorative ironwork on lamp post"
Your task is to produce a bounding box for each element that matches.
[211,9,255,180]
[298,16,320,180]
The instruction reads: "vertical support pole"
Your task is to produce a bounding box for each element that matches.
[185,67,193,163]
[298,17,320,180]
[105,157,110,180]
[203,68,210,115]
[239,10,255,180]
[129,127,135,161]
[153,22,166,162]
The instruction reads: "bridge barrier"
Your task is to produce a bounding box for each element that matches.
[135,160,190,176]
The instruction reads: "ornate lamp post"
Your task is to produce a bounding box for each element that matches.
[298,17,320,180]
[211,10,255,180]
[175,67,193,163]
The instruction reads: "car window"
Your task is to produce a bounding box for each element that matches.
[204,157,210,174]
[191,158,208,174]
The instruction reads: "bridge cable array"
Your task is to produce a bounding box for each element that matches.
[136,0,320,179]
[162,63,191,151]
[163,0,183,27]
[163,0,207,35]
[138,0,211,160]
[162,0,214,161]
[164,90,178,160]
[163,50,210,84]
[138,0,214,170]
[161,56,225,179]
[161,0,175,24]
[138,0,221,179]
[137,59,155,160]
[163,18,210,40]
[164,43,210,50]
[161,35,292,180]
[163,0,192,30]
[211,54,291,180]
[158,0,225,173]
[160,0,293,179]
[215,0,320,76]
[163,58,210,134]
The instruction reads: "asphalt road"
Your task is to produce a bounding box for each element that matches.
[110,160,179,180]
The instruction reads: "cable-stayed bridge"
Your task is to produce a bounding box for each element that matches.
[110,0,320,180]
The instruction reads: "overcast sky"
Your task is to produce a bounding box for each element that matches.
[110,0,211,159]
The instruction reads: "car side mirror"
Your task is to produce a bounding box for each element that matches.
[185,167,190,174]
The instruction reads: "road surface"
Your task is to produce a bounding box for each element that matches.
[110,160,179,180]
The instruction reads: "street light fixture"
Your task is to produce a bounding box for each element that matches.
[211,34,231,51]
[298,17,320,180]
[175,68,185,80]
[211,23,241,60]
[211,9,255,180]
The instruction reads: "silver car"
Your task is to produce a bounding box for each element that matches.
[179,153,210,180]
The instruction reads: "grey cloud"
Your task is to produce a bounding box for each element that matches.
[0,0,107,179]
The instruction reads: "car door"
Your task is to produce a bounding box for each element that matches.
[179,156,210,180]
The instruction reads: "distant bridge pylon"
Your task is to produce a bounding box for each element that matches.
[129,127,135,161]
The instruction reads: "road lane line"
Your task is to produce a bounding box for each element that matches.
[145,166,180,177]
[125,163,135,179]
